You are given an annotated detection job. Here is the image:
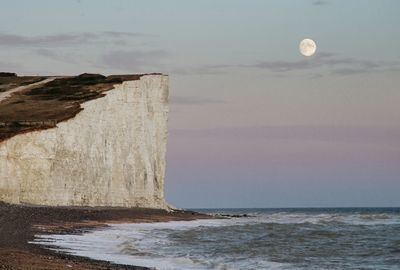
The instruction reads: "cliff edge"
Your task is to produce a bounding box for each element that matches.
[0,73,169,208]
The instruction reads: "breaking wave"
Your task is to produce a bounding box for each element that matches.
[33,208,400,270]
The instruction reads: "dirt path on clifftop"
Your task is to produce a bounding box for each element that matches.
[0,77,58,103]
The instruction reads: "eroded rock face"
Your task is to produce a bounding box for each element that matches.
[0,75,169,208]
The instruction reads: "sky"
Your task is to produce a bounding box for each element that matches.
[1,0,400,208]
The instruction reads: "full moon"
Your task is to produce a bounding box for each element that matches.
[299,38,317,56]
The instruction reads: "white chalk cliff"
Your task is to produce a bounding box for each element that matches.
[0,75,169,208]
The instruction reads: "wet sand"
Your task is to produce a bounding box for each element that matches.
[0,202,211,269]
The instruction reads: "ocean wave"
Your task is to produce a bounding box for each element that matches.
[31,209,400,270]
[32,220,296,270]
[207,211,400,226]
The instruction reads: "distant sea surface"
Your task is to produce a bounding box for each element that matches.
[34,208,400,270]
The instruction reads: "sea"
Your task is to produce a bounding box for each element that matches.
[33,208,400,270]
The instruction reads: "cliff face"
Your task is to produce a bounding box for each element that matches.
[0,75,169,208]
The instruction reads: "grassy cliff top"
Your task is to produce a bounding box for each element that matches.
[0,73,159,142]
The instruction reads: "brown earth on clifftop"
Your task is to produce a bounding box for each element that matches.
[0,73,161,143]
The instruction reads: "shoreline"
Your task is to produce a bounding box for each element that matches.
[0,202,212,269]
